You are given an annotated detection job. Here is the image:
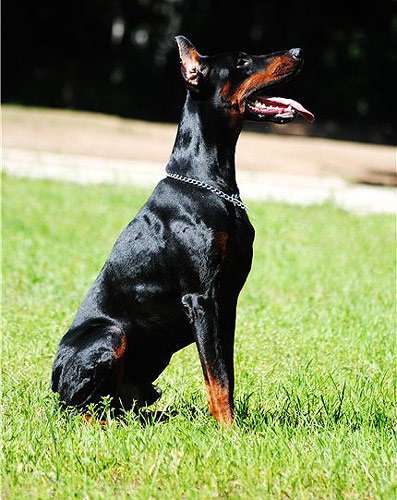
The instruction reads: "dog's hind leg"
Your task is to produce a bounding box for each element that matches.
[51,322,128,412]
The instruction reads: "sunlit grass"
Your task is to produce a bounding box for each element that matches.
[2,175,396,499]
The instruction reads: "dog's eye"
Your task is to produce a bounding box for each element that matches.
[236,55,251,68]
[198,63,209,77]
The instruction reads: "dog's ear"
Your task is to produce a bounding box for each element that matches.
[175,36,208,87]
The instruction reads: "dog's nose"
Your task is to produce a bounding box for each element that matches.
[289,48,303,60]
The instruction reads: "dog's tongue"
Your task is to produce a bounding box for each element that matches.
[263,97,315,123]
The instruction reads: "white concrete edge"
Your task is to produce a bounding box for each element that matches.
[3,148,396,215]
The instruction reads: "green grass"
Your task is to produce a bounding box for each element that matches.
[2,175,396,499]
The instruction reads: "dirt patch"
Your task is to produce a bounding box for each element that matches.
[3,106,396,185]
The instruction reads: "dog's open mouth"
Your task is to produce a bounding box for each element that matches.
[246,95,314,124]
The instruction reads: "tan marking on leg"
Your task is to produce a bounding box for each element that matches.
[114,333,127,359]
[83,414,108,427]
[204,374,233,426]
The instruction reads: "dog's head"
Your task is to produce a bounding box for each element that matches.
[175,36,314,124]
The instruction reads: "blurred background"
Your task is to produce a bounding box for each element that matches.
[2,0,396,144]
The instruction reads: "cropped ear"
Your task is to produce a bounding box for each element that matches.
[175,36,208,87]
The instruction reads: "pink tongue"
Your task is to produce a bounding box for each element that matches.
[263,97,315,123]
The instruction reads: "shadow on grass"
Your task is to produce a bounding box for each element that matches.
[49,392,197,428]
[48,388,393,433]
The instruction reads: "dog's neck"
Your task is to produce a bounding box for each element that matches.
[167,93,243,192]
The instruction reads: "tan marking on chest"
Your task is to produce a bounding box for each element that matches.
[215,231,229,261]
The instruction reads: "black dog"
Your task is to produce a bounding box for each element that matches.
[52,36,314,425]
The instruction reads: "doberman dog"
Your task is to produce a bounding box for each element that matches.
[52,36,314,425]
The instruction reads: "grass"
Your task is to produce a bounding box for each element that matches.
[2,174,396,499]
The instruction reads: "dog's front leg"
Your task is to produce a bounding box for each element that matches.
[182,293,235,425]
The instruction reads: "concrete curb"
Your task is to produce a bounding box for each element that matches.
[3,148,396,215]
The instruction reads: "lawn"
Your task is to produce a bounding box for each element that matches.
[2,175,396,499]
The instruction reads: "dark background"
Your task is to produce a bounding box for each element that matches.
[2,0,396,144]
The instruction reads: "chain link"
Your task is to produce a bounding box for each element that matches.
[166,173,247,211]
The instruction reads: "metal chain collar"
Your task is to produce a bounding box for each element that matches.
[166,172,248,211]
